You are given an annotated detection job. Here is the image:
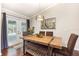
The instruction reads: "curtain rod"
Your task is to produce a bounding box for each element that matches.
[2,12,29,20]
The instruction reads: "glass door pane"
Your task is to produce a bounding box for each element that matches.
[7,15,27,47]
[21,21,27,32]
[18,20,27,39]
[7,20,17,46]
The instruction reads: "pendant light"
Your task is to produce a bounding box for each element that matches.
[37,15,44,21]
[37,1,44,21]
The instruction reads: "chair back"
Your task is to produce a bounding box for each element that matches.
[23,32,28,36]
[39,31,45,36]
[67,33,78,53]
[46,31,53,36]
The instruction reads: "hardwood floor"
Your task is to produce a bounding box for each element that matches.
[1,47,79,56]
[1,48,32,56]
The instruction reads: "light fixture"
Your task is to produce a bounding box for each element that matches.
[37,1,44,21]
[37,15,44,21]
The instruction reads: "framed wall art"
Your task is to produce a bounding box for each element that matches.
[41,17,56,29]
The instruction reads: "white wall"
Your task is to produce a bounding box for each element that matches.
[30,3,79,50]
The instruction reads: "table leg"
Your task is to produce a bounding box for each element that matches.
[47,46,51,56]
[49,47,53,56]
[23,40,25,55]
[47,46,53,56]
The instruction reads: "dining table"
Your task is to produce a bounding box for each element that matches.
[22,35,62,56]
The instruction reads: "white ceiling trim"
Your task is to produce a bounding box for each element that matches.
[31,3,58,17]
[2,3,58,17]
[2,8,29,19]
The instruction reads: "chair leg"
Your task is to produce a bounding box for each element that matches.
[52,52,54,56]
[53,53,56,56]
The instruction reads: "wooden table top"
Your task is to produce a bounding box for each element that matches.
[23,35,53,46]
[23,35,62,48]
[49,37,62,49]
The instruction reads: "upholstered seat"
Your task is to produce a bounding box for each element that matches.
[53,47,72,56]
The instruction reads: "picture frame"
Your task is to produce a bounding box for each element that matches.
[41,17,56,29]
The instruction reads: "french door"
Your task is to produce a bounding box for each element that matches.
[7,15,27,46]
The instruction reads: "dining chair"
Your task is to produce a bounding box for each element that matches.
[39,31,45,36]
[46,31,53,36]
[23,32,28,36]
[53,33,78,56]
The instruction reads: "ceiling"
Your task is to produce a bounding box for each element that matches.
[2,1,57,17]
